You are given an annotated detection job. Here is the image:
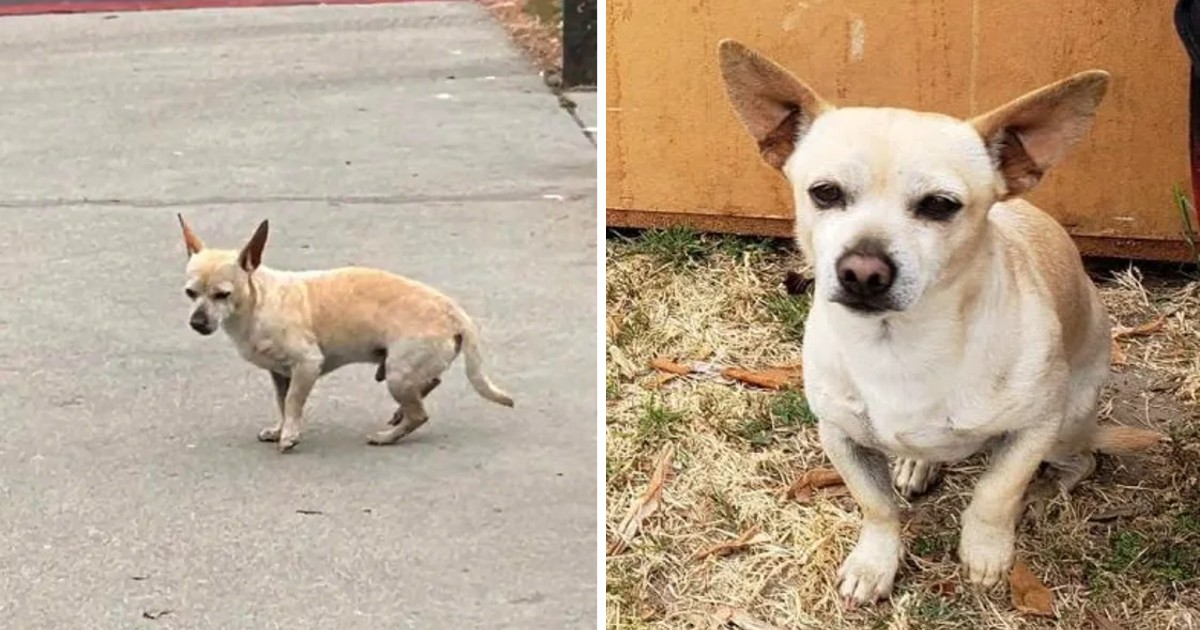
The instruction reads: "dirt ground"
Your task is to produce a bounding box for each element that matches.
[605,229,1200,630]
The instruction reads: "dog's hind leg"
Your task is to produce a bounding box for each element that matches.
[368,338,456,445]
[387,378,442,426]
[891,458,942,499]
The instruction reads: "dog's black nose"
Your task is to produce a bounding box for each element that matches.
[190,315,212,334]
[836,248,895,298]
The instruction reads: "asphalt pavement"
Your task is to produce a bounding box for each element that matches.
[0,3,596,628]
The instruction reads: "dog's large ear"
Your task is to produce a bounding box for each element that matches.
[238,220,269,272]
[717,39,833,170]
[971,70,1109,198]
[177,214,204,257]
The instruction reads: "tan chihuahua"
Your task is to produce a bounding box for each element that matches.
[718,40,1161,605]
[177,215,514,453]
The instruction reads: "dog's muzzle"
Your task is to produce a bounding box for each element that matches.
[831,240,898,314]
[189,313,215,335]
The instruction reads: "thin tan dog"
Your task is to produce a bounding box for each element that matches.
[718,40,1162,605]
[177,216,514,453]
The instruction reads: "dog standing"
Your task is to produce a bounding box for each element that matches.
[718,41,1161,605]
[177,216,513,453]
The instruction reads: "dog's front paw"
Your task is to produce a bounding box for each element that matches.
[892,459,941,499]
[837,527,902,606]
[277,431,301,453]
[959,512,1015,587]
[257,426,282,443]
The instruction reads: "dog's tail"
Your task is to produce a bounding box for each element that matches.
[450,305,514,408]
[1091,425,1166,456]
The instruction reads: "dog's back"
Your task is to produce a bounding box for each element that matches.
[296,267,460,346]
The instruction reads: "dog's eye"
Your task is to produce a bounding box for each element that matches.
[915,195,963,221]
[184,288,198,299]
[212,291,231,300]
[807,183,845,209]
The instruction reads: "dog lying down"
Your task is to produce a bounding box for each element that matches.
[177,215,513,453]
[717,40,1164,605]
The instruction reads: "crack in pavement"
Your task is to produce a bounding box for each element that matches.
[0,190,595,210]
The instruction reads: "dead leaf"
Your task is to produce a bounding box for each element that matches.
[782,467,844,502]
[821,485,852,499]
[711,606,786,630]
[608,444,674,555]
[651,357,694,375]
[1086,609,1124,630]
[142,609,173,620]
[931,578,959,597]
[1112,314,1166,339]
[1110,338,1127,367]
[721,365,803,390]
[1010,559,1055,617]
[692,525,762,561]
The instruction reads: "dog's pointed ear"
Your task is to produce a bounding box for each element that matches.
[717,39,833,170]
[971,70,1109,198]
[238,220,269,272]
[178,213,204,257]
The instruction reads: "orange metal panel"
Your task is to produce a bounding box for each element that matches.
[606,0,1193,261]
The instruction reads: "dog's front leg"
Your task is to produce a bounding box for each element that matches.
[959,423,1059,586]
[819,421,903,606]
[257,371,290,443]
[278,361,319,453]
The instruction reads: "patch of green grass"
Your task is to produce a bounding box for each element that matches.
[764,293,809,342]
[734,415,774,448]
[730,392,816,447]
[1106,530,1148,572]
[638,397,685,444]
[614,227,787,269]
[714,234,784,259]
[1087,571,1114,599]
[769,390,817,428]
[911,594,960,623]
[625,227,711,268]
[1149,545,1196,582]
[913,535,947,558]
[1102,529,1197,584]
[1175,511,1200,536]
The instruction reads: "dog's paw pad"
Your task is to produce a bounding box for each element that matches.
[367,430,401,446]
[836,532,901,606]
[960,520,1014,588]
[257,427,282,443]
[892,458,941,499]
[837,555,897,606]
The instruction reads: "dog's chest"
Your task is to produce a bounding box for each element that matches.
[232,331,295,374]
[839,338,1016,461]
[859,382,998,461]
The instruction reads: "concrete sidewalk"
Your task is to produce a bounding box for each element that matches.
[0,3,596,629]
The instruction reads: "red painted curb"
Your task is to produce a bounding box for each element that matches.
[0,0,452,17]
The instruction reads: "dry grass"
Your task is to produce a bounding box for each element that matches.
[605,228,1200,630]
[476,0,563,77]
